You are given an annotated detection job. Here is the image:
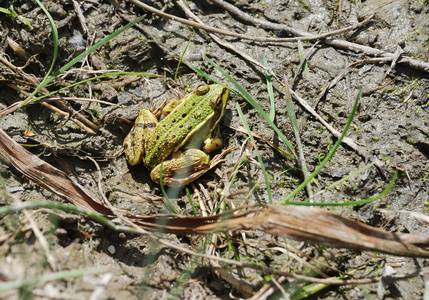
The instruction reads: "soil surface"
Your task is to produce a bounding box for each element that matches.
[1,0,428,299]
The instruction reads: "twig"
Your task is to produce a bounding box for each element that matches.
[127,0,374,43]
[41,97,116,106]
[22,209,58,272]
[384,44,404,79]
[362,76,397,96]
[6,84,98,134]
[210,0,374,42]
[271,277,290,299]
[175,0,271,76]
[210,0,429,73]
[72,0,89,36]
[290,89,363,155]
[0,55,100,133]
[89,273,113,300]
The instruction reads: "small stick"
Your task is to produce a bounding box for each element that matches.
[127,0,374,43]
[210,0,429,72]
[0,55,100,133]
[176,0,271,75]
[72,0,89,36]
[384,44,404,79]
[23,209,59,272]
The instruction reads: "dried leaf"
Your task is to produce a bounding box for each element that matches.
[1,128,429,258]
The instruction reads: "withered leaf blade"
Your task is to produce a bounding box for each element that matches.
[188,206,429,258]
[0,128,111,215]
[1,128,429,258]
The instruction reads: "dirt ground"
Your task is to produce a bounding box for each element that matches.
[1,0,428,299]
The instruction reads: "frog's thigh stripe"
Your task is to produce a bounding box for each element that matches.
[137,122,156,129]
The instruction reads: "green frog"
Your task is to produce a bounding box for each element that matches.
[123,84,229,186]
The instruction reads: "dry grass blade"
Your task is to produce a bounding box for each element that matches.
[191,205,429,258]
[0,128,110,214]
[2,129,429,258]
[0,54,99,134]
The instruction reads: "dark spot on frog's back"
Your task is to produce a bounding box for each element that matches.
[182,113,187,118]
[179,125,183,128]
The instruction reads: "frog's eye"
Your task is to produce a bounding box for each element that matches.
[210,94,223,108]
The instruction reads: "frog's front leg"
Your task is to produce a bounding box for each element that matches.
[123,109,158,166]
[150,149,210,186]
[203,125,223,153]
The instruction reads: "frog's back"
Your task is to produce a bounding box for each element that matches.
[143,84,224,167]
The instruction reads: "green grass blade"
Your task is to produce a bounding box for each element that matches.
[297,40,309,78]
[280,87,361,204]
[236,102,273,204]
[32,71,161,102]
[21,15,145,106]
[194,57,295,159]
[291,282,329,300]
[159,161,179,214]
[324,163,374,190]
[0,7,32,28]
[34,0,58,81]
[0,201,116,228]
[284,78,313,197]
[282,171,398,207]
[174,32,194,80]
[186,187,197,217]
[0,8,12,14]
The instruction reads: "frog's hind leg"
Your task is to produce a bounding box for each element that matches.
[123,109,158,166]
[150,149,210,186]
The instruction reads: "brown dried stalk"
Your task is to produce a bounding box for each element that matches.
[1,128,429,258]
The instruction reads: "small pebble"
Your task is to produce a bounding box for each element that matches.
[107,245,116,255]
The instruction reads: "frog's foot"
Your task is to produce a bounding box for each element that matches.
[150,149,210,187]
[176,147,236,186]
[151,147,236,187]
